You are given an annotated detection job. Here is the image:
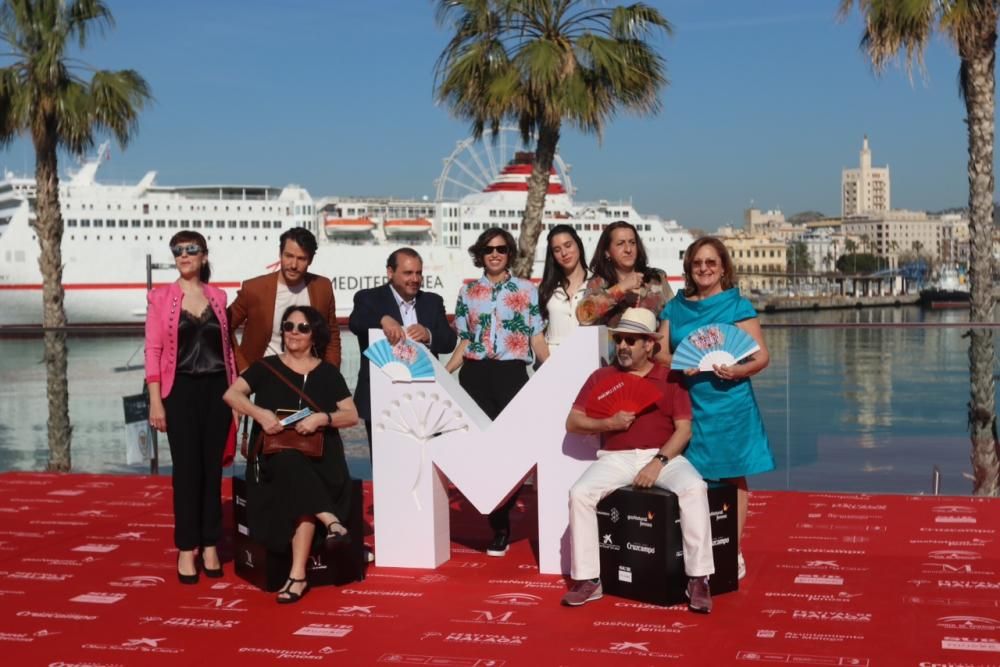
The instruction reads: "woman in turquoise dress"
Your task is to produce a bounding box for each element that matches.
[660,236,773,580]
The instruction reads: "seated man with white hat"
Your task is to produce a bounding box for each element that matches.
[561,307,715,613]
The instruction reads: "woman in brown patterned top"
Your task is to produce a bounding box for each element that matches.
[576,221,674,329]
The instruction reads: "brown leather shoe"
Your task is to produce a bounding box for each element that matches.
[686,576,712,614]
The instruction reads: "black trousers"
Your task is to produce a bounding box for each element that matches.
[459,359,530,533]
[163,372,230,550]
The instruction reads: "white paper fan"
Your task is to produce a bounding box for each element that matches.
[670,323,759,372]
[364,339,435,382]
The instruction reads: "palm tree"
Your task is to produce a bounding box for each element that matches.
[434,0,671,276]
[841,0,999,495]
[845,238,858,274]
[0,0,151,471]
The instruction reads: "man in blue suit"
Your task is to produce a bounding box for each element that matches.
[349,248,457,452]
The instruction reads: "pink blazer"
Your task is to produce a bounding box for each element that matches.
[144,282,237,398]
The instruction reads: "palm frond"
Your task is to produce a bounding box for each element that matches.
[88,68,151,145]
[841,0,936,76]
[53,78,95,154]
[516,38,568,96]
[608,3,673,40]
[66,0,114,49]
[0,66,22,146]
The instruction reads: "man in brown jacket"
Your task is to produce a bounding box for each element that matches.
[228,227,341,372]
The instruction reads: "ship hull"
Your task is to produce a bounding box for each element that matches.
[0,223,473,324]
[0,207,685,326]
[918,288,970,310]
[0,150,691,326]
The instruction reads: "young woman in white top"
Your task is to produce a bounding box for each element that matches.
[538,224,589,350]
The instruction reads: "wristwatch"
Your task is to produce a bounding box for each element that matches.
[653,454,669,465]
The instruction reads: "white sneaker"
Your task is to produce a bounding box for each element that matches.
[737,552,746,580]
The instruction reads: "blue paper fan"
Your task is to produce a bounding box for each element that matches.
[364,339,435,382]
[670,323,759,373]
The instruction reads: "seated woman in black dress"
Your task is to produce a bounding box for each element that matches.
[224,305,358,604]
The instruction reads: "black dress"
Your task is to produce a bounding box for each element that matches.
[243,356,353,553]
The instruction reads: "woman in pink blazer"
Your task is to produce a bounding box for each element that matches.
[145,230,237,585]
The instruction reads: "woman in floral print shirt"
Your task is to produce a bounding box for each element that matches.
[445,227,548,558]
[575,221,673,363]
[576,221,674,329]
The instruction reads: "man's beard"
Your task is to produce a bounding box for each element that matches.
[616,350,634,368]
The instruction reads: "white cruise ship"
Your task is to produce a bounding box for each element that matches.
[0,140,692,326]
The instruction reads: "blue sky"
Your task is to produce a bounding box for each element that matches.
[0,1,989,231]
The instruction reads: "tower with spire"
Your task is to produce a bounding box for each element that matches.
[841,135,891,217]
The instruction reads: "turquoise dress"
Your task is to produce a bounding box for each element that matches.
[660,288,774,480]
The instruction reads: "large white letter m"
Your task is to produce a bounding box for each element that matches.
[370,327,606,574]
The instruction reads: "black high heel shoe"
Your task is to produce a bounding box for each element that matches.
[177,553,199,585]
[276,577,310,604]
[200,554,223,579]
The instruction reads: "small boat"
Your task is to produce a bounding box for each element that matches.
[383,218,433,236]
[919,267,969,309]
[324,216,376,236]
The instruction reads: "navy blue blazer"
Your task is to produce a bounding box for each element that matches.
[348,283,457,420]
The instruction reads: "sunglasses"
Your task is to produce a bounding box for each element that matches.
[171,244,203,257]
[613,334,647,346]
[482,245,510,256]
[692,258,719,268]
[281,321,311,334]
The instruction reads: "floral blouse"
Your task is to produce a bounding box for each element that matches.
[455,273,544,362]
[575,268,673,327]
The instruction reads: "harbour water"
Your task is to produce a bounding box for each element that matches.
[0,305,996,496]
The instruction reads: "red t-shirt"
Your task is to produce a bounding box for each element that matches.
[572,364,692,452]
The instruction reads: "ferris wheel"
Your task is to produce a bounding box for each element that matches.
[434,126,574,203]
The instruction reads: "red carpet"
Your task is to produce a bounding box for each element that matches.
[1,471,999,666]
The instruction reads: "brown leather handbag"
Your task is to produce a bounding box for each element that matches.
[253,361,326,459]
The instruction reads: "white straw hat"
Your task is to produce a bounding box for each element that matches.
[607,308,662,339]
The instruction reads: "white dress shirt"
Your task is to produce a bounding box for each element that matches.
[390,285,418,328]
[267,281,312,357]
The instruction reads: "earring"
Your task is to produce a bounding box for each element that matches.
[311,344,318,358]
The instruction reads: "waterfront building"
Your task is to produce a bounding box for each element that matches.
[937,214,970,266]
[842,135,891,217]
[799,229,848,274]
[841,210,942,268]
[744,208,802,242]
[717,230,788,292]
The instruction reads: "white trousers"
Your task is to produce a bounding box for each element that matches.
[568,449,715,581]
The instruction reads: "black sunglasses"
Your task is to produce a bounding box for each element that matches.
[281,321,311,334]
[481,244,510,256]
[613,334,647,346]
[171,243,203,257]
